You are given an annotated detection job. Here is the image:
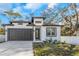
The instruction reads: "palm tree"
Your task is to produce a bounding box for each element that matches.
[3,10,22,21]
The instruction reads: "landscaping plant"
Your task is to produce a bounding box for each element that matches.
[33,40,79,56]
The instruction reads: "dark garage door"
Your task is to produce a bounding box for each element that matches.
[8,28,33,41]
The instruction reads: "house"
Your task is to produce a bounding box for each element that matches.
[2,17,62,42]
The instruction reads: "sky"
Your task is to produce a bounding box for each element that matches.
[0,3,77,24]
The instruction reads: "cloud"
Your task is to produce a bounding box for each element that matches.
[24,3,42,12]
[48,3,57,8]
[13,6,25,18]
[13,6,31,19]
[0,3,12,11]
[0,3,13,14]
[13,6,21,13]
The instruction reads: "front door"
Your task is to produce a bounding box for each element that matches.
[35,28,40,41]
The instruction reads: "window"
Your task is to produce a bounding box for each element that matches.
[35,21,42,23]
[46,27,57,37]
[18,23,23,25]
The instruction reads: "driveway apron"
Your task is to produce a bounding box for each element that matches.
[0,41,33,56]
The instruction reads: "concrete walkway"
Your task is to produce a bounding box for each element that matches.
[0,41,33,56]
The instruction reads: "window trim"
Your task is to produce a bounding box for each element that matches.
[46,27,57,37]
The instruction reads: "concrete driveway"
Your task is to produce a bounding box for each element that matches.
[0,41,33,56]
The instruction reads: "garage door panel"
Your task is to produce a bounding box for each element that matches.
[8,29,33,41]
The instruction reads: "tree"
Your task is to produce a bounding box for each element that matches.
[60,3,79,36]
[41,3,79,36]
[70,3,79,31]
[3,10,22,21]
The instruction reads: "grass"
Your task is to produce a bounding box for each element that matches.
[0,32,5,35]
[33,40,79,56]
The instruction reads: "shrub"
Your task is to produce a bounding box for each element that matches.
[33,40,79,56]
[33,42,44,48]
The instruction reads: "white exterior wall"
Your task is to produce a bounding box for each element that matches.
[61,36,79,45]
[40,26,61,41]
[46,26,60,41]
[33,26,45,42]
[33,26,35,41]
[4,18,61,42]
[57,27,61,41]
[40,26,46,41]
[5,24,61,42]
[34,18,43,25]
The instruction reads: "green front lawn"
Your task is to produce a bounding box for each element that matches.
[33,40,79,56]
